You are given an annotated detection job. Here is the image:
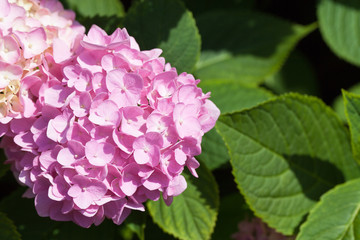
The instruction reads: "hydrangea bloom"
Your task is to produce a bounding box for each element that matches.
[2,24,220,227]
[232,218,295,240]
[0,0,84,124]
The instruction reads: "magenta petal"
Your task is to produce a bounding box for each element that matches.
[68,184,82,198]
[14,131,35,149]
[57,147,76,166]
[120,180,137,196]
[112,129,135,154]
[89,100,120,126]
[85,141,115,166]
[87,180,108,200]
[73,211,94,228]
[44,84,74,108]
[70,92,92,117]
[133,149,150,164]
[35,191,53,217]
[143,170,169,191]
[74,191,94,209]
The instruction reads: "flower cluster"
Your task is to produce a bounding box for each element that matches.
[232,218,295,240]
[2,23,220,227]
[0,0,84,123]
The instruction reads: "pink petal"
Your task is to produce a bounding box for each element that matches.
[15,28,48,59]
[143,170,169,191]
[70,92,92,117]
[167,175,187,196]
[106,68,126,92]
[44,84,74,108]
[0,35,20,64]
[52,38,72,63]
[89,99,120,126]
[112,129,135,154]
[85,141,115,166]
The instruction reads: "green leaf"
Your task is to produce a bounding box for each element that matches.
[297,178,360,240]
[318,0,360,66]
[0,212,21,240]
[216,93,360,235]
[64,0,125,17]
[123,0,201,73]
[265,51,318,95]
[343,90,360,164]
[199,80,275,115]
[333,83,360,122]
[194,11,316,85]
[197,80,274,170]
[147,164,219,240]
[197,128,230,170]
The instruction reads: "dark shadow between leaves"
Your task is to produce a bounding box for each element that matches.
[124,0,187,51]
[78,15,123,34]
[286,154,344,201]
[197,10,296,58]
[331,0,360,10]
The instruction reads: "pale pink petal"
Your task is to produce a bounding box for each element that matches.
[85,141,115,166]
[167,175,187,196]
[15,28,48,58]
[52,38,72,63]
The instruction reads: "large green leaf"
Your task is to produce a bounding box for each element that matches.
[197,128,229,170]
[123,0,201,73]
[0,212,21,240]
[318,0,360,66]
[64,0,125,17]
[333,83,360,122]
[343,90,360,164]
[199,80,275,115]
[216,93,360,235]
[197,80,274,170]
[265,51,318,95]
[297,178,360,240]
[194,11,316,85]
[147,164,219,240]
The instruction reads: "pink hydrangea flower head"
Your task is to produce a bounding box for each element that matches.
[231,218,295,240]
[3,24,220,227]
[0,0,85,123]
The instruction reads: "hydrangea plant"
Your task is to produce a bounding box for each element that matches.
[1,0,360,240]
